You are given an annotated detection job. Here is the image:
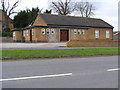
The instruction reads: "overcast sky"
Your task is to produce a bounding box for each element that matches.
[0,0,119,31]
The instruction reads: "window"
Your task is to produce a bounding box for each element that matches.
[26,30,29,36]
[13,32,16,37]
[81,30,85,35]
[46,28,50,35]
[51,29,55,34]
[23,31,26,36]
[106,30,110,39]
[74,29,77,34]
[41,28,45,35]
[32,29,34,35]
[95,30,99,38]
[78,30,81,35]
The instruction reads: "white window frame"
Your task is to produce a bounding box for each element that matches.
[46,28,50,35]
[74,29,77,34]
[32,29,34,35]
[13,32,16,37]
[41,28,45,35]
[81,30,85,35]
[26,30,29,36]
[78,30,81,35]
[51,29,55,34]
[95,30,99,38]
[23,31,26,36]
[106,30,110,39]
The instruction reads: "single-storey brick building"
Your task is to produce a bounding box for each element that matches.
[12,13,114,42]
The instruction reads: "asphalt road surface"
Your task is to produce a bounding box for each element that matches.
[2,56,119,88]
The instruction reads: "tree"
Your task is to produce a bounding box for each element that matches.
[76,1,95,17]
[1,0,20,17]
[50,0,76,15]
[1,0,20,31]
[13,10,28,28]
[13,7,40,28]
[44,9,52,14]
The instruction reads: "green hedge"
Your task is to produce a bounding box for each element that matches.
[0,32,12,37]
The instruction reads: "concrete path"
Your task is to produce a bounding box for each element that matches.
[1,42,119,50]
[1,42,67,49]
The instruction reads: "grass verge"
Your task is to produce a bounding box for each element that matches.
[1,48,119,60]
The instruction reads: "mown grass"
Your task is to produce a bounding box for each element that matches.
[1,48,119,60]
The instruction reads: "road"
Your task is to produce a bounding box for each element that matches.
[2,56,119,88]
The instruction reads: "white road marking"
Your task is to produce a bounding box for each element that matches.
[0,73,72,82]
[107,68,120,72]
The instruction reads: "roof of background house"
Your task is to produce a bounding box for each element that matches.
[113,31,120,35]
[39,14,114,28]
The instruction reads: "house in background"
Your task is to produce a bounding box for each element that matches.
[113,31,120,40]
[12,13,114,42]
[0,9,14,32]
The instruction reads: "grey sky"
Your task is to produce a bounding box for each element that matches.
[0,0,119,31]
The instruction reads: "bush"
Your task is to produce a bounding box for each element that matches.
[20,37,25,42]
[1,32,12,37]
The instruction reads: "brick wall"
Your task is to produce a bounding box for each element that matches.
[87,28,113,40]
[13,31,22,41]
[67,40,119,47]
[29,27,60,42]
[69,28,113,41]
[22,27,113,42]
[69,29,88,41]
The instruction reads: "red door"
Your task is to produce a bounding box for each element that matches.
[60,30,69,41]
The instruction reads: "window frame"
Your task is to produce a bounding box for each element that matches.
[41,28,45,35]
[13,32,16,37]
[78,30,81,35]
[26,30,29,36]
[23,31,26,36]
[32,29,34,36]
[95,30,99,39]
[74,29,77,34]
[51,29,55,34]
[81,30,85,35]
[106,30,110,39]
[46,28,51,35]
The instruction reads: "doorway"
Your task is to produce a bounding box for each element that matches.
[60,30,69,41]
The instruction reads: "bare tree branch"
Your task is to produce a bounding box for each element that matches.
[50,0,76,15]
[76,1,95,17]
[6,0,10,13]
[1,0,20,17]
[8,0,19,17]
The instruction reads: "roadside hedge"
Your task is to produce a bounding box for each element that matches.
[0,32,12,37]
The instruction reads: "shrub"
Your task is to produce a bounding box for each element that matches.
[1,32,12,37]
[20,37,25,42]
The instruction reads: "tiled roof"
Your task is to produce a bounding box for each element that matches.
[40,14,114,28]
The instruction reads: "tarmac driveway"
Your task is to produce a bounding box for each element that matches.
[1,42,67,49]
